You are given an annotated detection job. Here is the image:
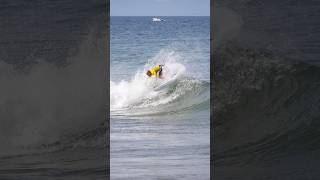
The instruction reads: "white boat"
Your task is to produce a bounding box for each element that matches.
[152,17,164,22]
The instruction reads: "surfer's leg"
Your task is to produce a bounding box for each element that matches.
[159,69,163,78]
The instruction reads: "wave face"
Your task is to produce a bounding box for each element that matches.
[111,50,210,117]
[213,44,320,178]
[0,0,108,156]
[213,1,320,178]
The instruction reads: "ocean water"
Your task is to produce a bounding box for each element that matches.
[0,1,108,179]
[213,2,320,179]
[110,16,210,179]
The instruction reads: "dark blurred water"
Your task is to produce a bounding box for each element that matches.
[0,1,109,179]
[213,1,320,179]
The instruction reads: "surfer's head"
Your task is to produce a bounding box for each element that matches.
[146,70,152,77]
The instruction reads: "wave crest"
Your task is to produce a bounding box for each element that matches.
[111,51,210,116]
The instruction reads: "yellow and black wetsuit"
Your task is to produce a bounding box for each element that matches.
[148,64,163,77]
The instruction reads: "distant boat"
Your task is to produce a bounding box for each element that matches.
[152,17,164,22]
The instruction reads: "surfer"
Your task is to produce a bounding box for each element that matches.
[146,64,164,79]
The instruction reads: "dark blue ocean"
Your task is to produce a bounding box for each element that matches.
[110,16,210,179]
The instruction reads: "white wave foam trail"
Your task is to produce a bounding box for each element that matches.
[111,50,209,116]
[111,61,186,109]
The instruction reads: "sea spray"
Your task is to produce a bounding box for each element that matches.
[110,50,209,116]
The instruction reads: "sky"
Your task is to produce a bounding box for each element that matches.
[110,0,210,16]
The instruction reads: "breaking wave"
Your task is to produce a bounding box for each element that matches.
[213,45,320,165]
[111,50,210,117]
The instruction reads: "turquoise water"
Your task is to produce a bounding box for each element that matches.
[111,16,210,179]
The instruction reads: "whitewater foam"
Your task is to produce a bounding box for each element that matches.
[110,50,209,116]
[111,62,185,109]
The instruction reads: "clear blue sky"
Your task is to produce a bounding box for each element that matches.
[111,0,210,16]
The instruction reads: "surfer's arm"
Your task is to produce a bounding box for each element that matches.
[157,68,164,79]
[157,72,164,79]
